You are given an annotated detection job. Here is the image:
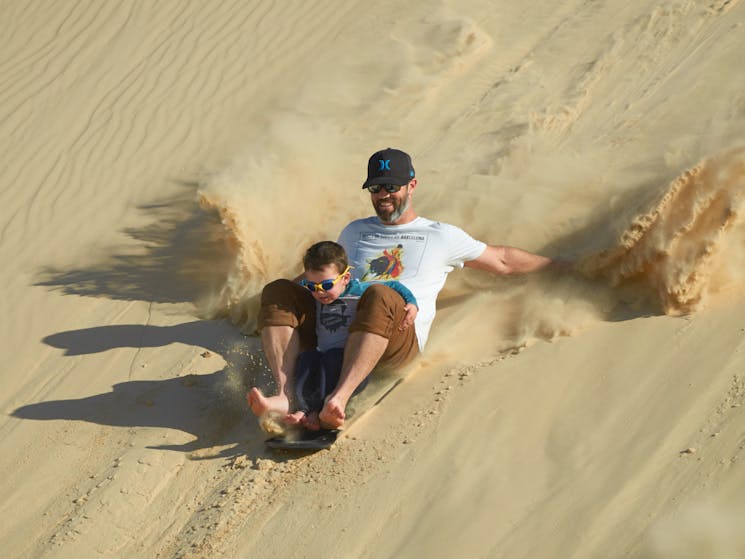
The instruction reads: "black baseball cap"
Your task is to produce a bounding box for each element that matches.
[362,148,415,188]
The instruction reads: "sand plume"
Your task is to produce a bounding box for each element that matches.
[195,114,361,332]
[580,147,745,314]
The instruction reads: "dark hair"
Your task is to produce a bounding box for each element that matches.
[303,241,348,273]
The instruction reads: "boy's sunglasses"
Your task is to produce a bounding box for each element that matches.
[366,184,405,194]
[299,266,351,293]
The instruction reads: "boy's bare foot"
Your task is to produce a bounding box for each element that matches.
[246,387,289,418]
[301,411,321,431]
[247,388,294,435]
[285,410,306,426]
[319,397,346,429]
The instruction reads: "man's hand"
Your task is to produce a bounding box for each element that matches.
[400,303,418,331]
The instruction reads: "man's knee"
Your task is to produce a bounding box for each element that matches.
[350,284,419,368]
[257,279,315,333]
[261,279,296,304]
[351,284,402,337]
[359,283,404,312]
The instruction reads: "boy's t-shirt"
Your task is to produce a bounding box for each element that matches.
[338,216,486,351]
[315,278,417,352]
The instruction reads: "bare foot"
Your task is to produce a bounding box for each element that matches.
[319,397,346,429]
[301,411,321,431]
[246,387,289,418]
[285,410,306,426]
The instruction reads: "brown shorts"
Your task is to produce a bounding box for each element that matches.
[257,280,419,370]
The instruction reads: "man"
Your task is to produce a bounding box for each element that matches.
[248,148,560,430]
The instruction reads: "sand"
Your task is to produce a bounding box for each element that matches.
[2,1,745,557]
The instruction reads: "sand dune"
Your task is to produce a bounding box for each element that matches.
[3,1,745,557]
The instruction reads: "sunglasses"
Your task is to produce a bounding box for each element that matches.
[299,266,351,293]
[366,184,406,194]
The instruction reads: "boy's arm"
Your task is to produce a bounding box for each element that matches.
[353,279,418,307]
[383,280,418,308]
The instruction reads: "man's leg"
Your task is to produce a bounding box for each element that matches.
[319,331,388,428]
[247,325,300,418]
[319,284,419,429]
[248,279,315,424]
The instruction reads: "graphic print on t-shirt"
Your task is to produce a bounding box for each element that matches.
[362,244,404,280]
[319,299,351,333]
[358,233,427,281]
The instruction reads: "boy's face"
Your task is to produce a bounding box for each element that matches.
[303,264,350,304]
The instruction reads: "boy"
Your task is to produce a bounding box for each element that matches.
[286,241,417,430]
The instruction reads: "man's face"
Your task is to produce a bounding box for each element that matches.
[369,180,415,224]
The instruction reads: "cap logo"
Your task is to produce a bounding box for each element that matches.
[378,159,391,171]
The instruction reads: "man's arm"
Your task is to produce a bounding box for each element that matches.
[464,245,556,275]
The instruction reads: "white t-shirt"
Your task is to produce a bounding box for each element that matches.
[338,216,486,351]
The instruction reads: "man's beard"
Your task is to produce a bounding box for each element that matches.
[374,193,410,224]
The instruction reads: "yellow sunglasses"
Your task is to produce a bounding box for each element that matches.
[299,266,351,293]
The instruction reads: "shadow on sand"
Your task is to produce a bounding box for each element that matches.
[15,181,292,461]
[13,320,279,460]
[34,180,234,305]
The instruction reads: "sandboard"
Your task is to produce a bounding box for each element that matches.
[265,376,403,451]
[265,427,340,450]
